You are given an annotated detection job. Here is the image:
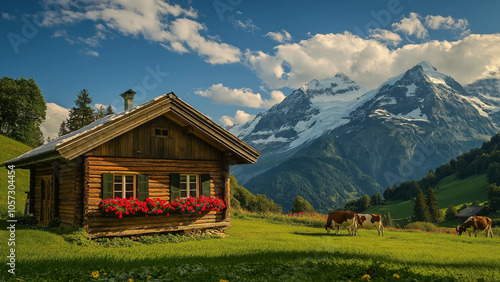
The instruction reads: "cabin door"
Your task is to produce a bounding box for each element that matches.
[40,176,54,225]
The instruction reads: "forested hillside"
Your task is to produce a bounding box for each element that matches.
[384,133,500,201]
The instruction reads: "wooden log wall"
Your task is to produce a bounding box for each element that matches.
[30,159,84,227]
[53,158,84,227]
[83,156,228,237]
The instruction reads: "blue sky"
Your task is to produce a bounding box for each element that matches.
[1,0,500,140]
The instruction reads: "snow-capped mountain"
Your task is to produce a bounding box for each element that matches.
[463,78,500,122]
[231,61,500,212]
[331,61,498,187]
[230,74,371,153]
[229,73,373,185]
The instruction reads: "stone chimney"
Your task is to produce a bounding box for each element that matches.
[120,89,136,110]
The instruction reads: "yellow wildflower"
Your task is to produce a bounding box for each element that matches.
[128,279,134,282]
[393,273,400,278]
[220,279,229,282]
[361,274,371,280]
[91,271,99,279]
[147,276,152,280]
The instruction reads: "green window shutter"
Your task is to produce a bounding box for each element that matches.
[201,174,211,197]
[170,173,180,201]
[137,174,149,201]
[102,173,114,199]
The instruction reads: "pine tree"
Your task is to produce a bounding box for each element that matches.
[105,105,114,116]
[94,105,105,119]
[58,120,69,137]
[412,188,430,222]
[426,188,443,223]
[60,89,96,135]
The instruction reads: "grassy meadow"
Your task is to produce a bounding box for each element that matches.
[364,174,495,223]
[1,211,499,281]
[0,135,32,217]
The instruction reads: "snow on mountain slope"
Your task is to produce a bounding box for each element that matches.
[463,78,500,120]
[229,74,372,152]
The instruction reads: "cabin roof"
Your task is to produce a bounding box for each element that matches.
[455,205,490,218]
[4,93,260,167]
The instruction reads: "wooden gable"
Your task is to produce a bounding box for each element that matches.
[4,93,260,168]
[90,115,222,160]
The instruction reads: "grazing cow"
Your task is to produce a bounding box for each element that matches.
[455,216,493,238]
[356,213,384,236]
[325,211,357,236]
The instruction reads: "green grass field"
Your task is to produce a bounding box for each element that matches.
[0,135,32,217]
[1,214,499,281]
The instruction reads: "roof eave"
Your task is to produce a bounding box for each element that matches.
[2,151,61,169]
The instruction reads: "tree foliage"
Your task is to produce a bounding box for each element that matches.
[487,184,500,211]
[487,162,500,185]
[444,205,457,221]
[370,194,382,206]
[426,188,443,223]
[384,132,500,201]
[291,196,316,214]
[341,194,371,212]
[0,77,46,147]
[412,188,430,223]
[59,89,112,136]
[229,175,282,213]
[383,212,393,227]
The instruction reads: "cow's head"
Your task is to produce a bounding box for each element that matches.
[325,224,332,233]
[455,225,466,235]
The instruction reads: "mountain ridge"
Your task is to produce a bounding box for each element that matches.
[230,62,500,211]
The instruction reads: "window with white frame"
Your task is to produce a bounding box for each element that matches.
[180,174,198,198]
[114,174,136,199]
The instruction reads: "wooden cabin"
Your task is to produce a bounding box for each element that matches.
[3,91,260,237]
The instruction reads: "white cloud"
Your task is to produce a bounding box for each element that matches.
[265,29,292,43]
[195,84,285,109]
[233,18,259,33]
[94,103,115,111]
[41,103,70,142]
[79,49,99,57]
[245,32,395,89]
[369,29,402,46]
[39,0,240,65]
[392,12,428,39]
[425,15,468,30]
[245,31,500,89]
[424,15,470,37]
[2,12,16,21]
[220,110,255,127]
[168,18,241,64]
[52,29,67,38]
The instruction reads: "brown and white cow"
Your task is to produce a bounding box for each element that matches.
[455,216,493,238]
[325,211,357,236]
[355,213,384,236]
